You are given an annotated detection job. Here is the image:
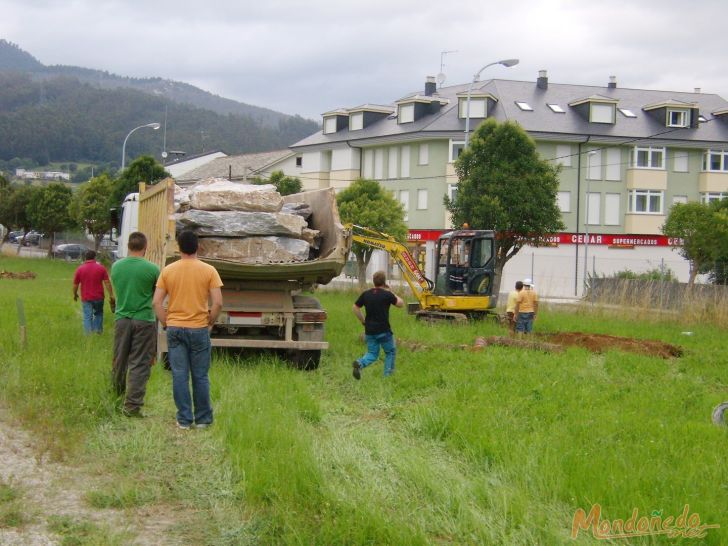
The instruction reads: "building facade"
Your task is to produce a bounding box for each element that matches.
[288,72,728,297]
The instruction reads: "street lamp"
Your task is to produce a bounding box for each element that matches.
[583,150,597,293]
[121,122,161,170]
[464,58,519,147]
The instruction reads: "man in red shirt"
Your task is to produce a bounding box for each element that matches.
[73,250,115,334]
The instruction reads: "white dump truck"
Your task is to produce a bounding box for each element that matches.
[118,178,348,369]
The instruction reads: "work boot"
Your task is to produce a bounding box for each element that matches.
[122,408,145,418]
[352,361,361,380]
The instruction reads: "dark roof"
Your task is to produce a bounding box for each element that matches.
[291,79,728,149]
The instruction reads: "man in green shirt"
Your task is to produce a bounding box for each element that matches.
[111,232,160,417]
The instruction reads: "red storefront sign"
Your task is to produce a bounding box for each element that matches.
[407,229,683,247]
[407,230,445,242]
[541,233,683,247]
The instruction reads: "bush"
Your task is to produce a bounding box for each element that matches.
[611,267,678,282]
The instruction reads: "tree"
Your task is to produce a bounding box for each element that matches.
[337,178,408,289]
[661,201,728,286]
[110,155,169,208]
[446,119,565,295]
[4,185,39,251]
[71,174,114,250]
[260,170,302,196]
[27,183,74,256]
[0,182,13,241]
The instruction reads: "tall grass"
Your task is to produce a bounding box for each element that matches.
[1,257,727,544]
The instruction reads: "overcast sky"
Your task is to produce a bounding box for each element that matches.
[1,0,727,120]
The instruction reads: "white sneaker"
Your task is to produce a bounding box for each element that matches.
[176,422,191,430]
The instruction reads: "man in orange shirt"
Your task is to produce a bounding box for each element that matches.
[153,230,223,430]
[514,278,538,337]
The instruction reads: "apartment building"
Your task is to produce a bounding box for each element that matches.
[289,72,728,296]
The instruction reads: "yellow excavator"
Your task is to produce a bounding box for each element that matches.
[345,224,498,323]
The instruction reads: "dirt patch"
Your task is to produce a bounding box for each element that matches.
[0,406,182,545]
[539,332,683,359]
[0,270,36,280]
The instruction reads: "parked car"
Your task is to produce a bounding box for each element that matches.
[8,230,25,243]
[22,231,44,246]
[52,244,89,260]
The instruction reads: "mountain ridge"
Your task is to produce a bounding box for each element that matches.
[0,39,317,128]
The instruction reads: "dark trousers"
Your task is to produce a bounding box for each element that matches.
[112,318,157,412]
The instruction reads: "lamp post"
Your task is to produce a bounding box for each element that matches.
[121,122,161,170]
[583,150,597,293]
[464,58,519,147]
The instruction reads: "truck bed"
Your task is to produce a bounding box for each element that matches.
[139,181,348,287]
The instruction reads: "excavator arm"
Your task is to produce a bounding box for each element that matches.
[345,224,434,305]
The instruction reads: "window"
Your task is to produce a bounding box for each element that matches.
[632,146,665,169]
[398,103,414,124]
[701,192,728,204]
[555,144,572,167]
[400,146,410,178]
[605,193,620,225]
[515,101,533,111]
[323,117,337,134]
[448,183,458,203]
[618,108,637,118]
[449,140,465,163]
[606,148,621,180]
[628,189,664,214]
[362,149,373,178]
[667,109,690,128]
[349,112,363,131]
[587,149,601,180]
[295,156,302,168]
[586,192,601,225]
[547,103,565,113]
[672,195,688,205]
[417,189,428,210]
[418,143,429,165]
[557,191,571,212]
[374,149,384,180]
[459,98,486,118]
[673,150,689,172]
[590,103,615,124]
[702,150,728,172]
[399,190,410,221]
[388,147,398,179]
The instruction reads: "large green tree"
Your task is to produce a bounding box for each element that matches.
[446,119,564,295]
[337,178,408,290]
[661,201,728,286]
[110,155,169,208]
[70,174,114,250]
[27,183,74,256]
[3,185,39,250]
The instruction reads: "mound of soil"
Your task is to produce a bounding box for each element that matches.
[540,332,682,359]
[0,270,36,280]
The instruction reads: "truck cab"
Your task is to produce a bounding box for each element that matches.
[434,230,495,297]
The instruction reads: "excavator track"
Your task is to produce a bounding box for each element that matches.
[414,310,468,324]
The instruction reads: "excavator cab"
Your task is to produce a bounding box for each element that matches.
[434,230,495,297]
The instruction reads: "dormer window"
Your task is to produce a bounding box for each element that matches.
[667,109,690,128]
[590,103,615,123]
[568,95,618,124]
[349,112,363,131]
[398,103,415,123]
[643,100,697,129]
[459,98,486,118]
[323,117,337,134]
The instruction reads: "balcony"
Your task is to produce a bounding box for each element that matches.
[625,168,667,190]
[624,213,665,234]
[698,171,728,193]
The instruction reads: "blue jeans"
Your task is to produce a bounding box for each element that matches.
[82,300,104,334]
[516,312,535,334]
[167,327,213,426]
[357,332,396,376]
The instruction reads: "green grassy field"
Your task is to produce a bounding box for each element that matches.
[0,256,726,545]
